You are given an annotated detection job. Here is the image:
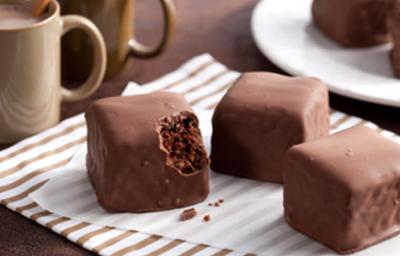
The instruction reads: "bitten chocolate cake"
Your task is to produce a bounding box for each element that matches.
[312,0,392,47]
[284,126,400,254]
[85,92,209,213]
[210,72,329,183]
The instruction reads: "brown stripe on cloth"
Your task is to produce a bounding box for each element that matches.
[181,69,230,95]
[162,59,216,90]
[201,80,236,110]
[111,235,162,256]
[92,230,137,254]
[180,244,209,256]
[46,216,70,229]
[212,249,233,256]
[0,158,70,193]
[77,226,115,245]
[0,137,85,178]
[60,222,91,237]
[189,82,234,106]
[31,210,52,221]
[1,180,48,205]
[144,239,184,256]
[0,121,85,164]
[330,115,352,130]
[15,202,38,213]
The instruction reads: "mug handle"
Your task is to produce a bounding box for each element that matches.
[129,0,176,58]
[60,15,107,101]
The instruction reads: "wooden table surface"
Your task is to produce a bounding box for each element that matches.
[1,0,399,255]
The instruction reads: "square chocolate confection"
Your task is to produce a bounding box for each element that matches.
[85,92,209,213]
[388,2,400,77]
[210,72,329,183]
[284,126,400,254]
[312,0,392,47]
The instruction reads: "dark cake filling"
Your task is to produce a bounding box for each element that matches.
[158,111,209,175]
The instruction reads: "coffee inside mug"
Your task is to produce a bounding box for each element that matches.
[0,0,56,29]
[0,5,45,29]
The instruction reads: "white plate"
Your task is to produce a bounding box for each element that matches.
[251,0,400,108]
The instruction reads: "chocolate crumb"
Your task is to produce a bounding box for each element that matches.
[218,199,224,203]
[208,203,213,207]
[214,202,220,207]
[203,214,211,222]
[180,208,197,221]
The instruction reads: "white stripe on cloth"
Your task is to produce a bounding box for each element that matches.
[0,140,83,186]
[0,114,84,160]
[137,54,215,92]
[0,126,86,173]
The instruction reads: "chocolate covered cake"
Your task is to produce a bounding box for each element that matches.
[284,126,400,254]
[85,92,209,213]
[210,72,330,183]
[389,3,400,77]
[312,0,392,47]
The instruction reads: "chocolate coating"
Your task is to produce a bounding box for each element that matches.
[284,126,400,254]
[210,72,329,183]
[85,92,209,213]
[312,0,392,47]
[389,2,400,77]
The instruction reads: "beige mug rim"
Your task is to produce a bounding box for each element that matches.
[0,0,60,32]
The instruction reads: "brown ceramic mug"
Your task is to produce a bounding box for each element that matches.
[59,0,176,80]
[0,0,106,143]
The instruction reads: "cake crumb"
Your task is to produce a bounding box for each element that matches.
[208,199,224,207]
[180,208,197,221]
[203,214,211,222]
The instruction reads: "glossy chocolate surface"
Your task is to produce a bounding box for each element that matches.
[284,126,400,254]
[85,92,209,213]
[312,0,392,47]
[210,72,330,183]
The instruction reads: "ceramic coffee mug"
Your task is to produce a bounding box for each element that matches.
[59,0,176,80]
[0,0,106,143]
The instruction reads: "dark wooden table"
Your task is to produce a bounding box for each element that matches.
[1,0,399,255]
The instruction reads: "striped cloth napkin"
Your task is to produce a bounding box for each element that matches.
[0,54,399,256]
